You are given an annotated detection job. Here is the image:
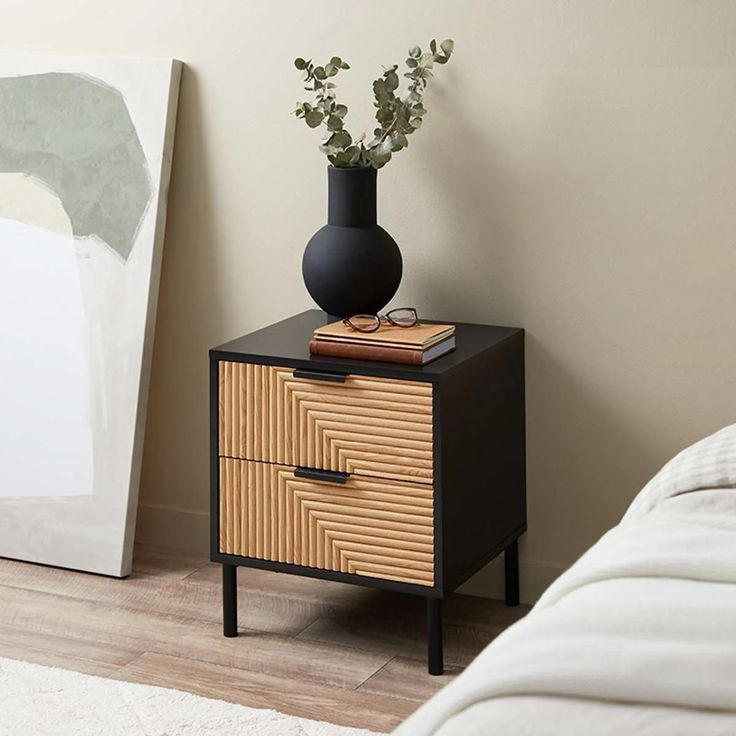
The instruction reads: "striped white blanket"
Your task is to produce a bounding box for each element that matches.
[395,424,736,735]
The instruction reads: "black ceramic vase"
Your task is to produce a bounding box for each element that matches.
[302,166,402,318]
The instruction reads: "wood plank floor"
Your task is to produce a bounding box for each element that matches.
[0,545,528,732]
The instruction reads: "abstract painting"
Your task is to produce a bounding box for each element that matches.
[0,57,181,576]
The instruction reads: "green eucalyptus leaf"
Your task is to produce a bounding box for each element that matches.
[434,55,449,64]
[409,45,421,58]
[391,132,408,150]
[440,39,454,55]
[330,56,342,67]
[314,66,326,80]
[406,58,418,68]
[340,61,350,69]
[335,104,348,118]
[305,110,324,128]
[376,107,393,125]
[294,57,307,70]
[419,52,434,68]
[410,117,423,128]
[346,145,361,164]
[331,130,352,148]
[325,63,337,77]
[384,70,399,92]
[430,39,437,54]
[327,114,344,130]
[370,144,392,168]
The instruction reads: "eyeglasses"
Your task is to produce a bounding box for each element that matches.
[343,307,418,333]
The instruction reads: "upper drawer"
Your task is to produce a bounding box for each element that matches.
[218,361,433,484]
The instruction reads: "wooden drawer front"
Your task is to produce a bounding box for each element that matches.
[218,361,433,484]
[219,458,434,587]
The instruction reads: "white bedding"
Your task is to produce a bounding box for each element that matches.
[395,424,736,735]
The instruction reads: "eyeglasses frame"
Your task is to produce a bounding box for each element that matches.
[342,307,419,333]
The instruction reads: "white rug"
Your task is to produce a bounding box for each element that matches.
[0,657,383,736]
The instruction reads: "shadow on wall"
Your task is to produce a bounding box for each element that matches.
[525,334,657,557]
[418,107,658,569]
[138,65,227,541]
[419,107,519,322]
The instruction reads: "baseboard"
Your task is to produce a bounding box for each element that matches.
[135,503,209,554]
[136,503,565,603]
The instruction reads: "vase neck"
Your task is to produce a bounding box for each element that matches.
[327,166,377,227]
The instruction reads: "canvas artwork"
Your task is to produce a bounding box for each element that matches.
[0,57,181,576]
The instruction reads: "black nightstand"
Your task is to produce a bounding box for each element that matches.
[210,310,526,675]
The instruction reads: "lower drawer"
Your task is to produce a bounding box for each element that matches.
[219,458,434,587]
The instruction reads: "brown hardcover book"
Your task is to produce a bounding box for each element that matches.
[314,320,455,350]
[309,336,456,365]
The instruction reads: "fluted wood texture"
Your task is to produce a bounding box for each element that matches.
[218,362,434,484]
[220,459,434,586]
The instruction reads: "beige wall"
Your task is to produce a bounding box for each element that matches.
[4,0,736,600]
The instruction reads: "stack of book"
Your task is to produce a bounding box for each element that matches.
[309,320,456,365]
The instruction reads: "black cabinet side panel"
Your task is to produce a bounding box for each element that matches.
[439,333,526,592]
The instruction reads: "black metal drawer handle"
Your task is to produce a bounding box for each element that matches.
[294,467,350,484]
[293,368,348,383]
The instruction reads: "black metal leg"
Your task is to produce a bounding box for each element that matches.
[223,563,238,637]
[504,538,520,607]
[427,597,443,676]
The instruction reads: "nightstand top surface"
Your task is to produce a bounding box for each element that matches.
[211,310,522,380]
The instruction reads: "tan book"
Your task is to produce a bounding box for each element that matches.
[309,336,456,365]
[314,320,455,350]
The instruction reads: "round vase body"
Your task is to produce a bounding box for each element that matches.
[302,166,402,317]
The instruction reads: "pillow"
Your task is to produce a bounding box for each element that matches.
[624,423,736,520]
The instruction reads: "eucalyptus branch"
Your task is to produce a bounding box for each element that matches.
[293,39,454,169]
